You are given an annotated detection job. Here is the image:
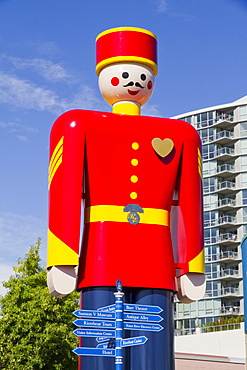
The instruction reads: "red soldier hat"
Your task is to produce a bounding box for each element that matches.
[96,27,158,76]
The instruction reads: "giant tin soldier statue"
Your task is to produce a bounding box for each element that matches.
[47,27,205,370]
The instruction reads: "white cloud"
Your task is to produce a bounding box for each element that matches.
[0,71,101,115]
[0,212,47,296]
[142,103,160,117]
[156,0,168,13]
[0,212,47,265]
[7,56,71,82]
[0,264,13,297]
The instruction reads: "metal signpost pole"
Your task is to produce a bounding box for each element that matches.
[114,280,124,370]
[241,236,247,370]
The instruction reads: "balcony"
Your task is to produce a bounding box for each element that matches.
[216,163,235,176]
[203,147,235,161]
[204,215,236,228]
[205,251,240,263]
[218,198,236,210]
[217,181,236,194]
[204,287,240,298]
[195,114,234,130]
[218,215,237,227]
[205,269,241,281]
[204,233,237,245]
[202,130,234,145]
[218,232,237,244]
[203,181,236,194]
[215,114,234,125]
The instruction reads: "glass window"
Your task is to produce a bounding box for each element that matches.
[240,122,247,137]
[242,173,247,187]
[240,105,247,120]
[243,190,247,205]
[241,156,247,171]
[243,207,247,222]
[241,139,247,154]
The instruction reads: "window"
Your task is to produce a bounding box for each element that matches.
[241,139,247,154]
[240,122,247,137]
[203,144,216,160]
[240,105,247,121]
[243,207,247,222]
[195,111,214,129]
[203,160,217,176]
[243,190,247,205]
[242,173,247,188]
[241,156,247,171]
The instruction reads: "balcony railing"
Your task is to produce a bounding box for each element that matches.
[203,181,236,194]
[218,233,237,242]
[218,198,236,208]
[217,163,235,173]
[206,269,240,280]
[201,130,234,144]
[204,287,240,298]
[204,233,237,245]
[215,114,234,123]
[195,114,234,130]
[203,147,235,161]
[204,215,236,228]
[205,251,239,263]
[218,181,236,191]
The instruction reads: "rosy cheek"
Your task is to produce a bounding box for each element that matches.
[147,81,153,90]
[111,77,119,86]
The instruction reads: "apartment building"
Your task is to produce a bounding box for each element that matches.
[172,95,247,334]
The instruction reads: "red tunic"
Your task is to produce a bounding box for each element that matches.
[47,110,204,291]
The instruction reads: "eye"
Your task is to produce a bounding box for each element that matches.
[140,74,146,81]
[122,72,129,79]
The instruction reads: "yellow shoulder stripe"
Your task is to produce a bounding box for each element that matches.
[48,136,64,189]
[188,249,204,274]
[47,228,79,268]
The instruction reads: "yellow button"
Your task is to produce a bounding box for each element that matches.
[130,175,138,183]
[131,159,138,166]
[132,142,139,150]
[130,192,138,199]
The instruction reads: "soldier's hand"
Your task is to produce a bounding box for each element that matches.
[47,265,77,298]
[176,272,206,303]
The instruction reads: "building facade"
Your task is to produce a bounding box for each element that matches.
[172,95,247,334]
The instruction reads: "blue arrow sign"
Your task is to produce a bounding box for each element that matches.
[73,310,115,319]
[123,304,163,314]
[121,336,148,347]
[73,319,115,329]
[124,313,163,323]
[73,328,116,338]
[97,304,116,312]
[124,322,163,332]
[97,342,110,349]
[96,336,112,343]
[73,347,115,357]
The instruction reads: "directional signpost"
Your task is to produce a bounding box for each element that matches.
[72,280,164,370]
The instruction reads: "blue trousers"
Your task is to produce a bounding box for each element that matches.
[78,287,174,370]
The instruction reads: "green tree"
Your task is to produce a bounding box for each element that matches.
[0,238,79,369]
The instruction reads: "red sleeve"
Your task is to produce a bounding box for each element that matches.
[47,110,86,268]
[171,124,204,277]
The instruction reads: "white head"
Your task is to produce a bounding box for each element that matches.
[98,62,155,107]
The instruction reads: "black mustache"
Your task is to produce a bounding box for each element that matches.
[123,81,144,89]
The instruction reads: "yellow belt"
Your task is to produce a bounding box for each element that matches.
[84,205,169,226]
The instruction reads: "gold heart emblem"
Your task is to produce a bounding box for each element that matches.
[152,138,174,158]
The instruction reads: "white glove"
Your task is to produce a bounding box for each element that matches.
[47,265,77,298]
[176,272,206,303]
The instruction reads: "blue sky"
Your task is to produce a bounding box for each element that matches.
[0,0,247,295]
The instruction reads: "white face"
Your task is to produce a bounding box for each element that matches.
[98,63,155,106]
